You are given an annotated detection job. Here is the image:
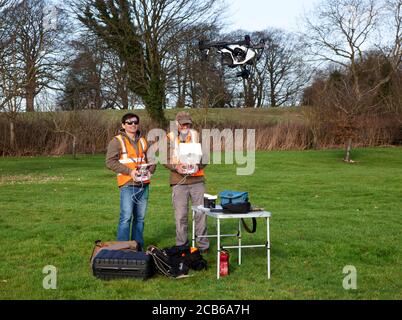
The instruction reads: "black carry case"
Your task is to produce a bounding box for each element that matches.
[92,250,155,280]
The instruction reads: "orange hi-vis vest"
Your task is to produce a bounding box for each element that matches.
[116,134,150,186]
[167,129,204,177]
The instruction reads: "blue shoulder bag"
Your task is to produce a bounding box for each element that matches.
[219,191,249,206]
[218,190,255,232]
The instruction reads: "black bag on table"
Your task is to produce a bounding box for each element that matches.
[222,202,251,214]
[219,190,256,233]
[92,250,155,280]
[219,190,251,214]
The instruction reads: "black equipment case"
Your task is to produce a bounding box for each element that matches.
[92,250,154,280]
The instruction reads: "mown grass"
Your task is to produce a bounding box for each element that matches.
[0,148,401,300]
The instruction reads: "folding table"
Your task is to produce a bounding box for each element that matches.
[191,205,272,279]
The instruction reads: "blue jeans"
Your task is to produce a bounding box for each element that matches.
[117,184,149,249]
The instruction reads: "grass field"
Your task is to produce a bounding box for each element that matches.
[103,107,303,125]
[1,148,402,300]
[18,107,303,126]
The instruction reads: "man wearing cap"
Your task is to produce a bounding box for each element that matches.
[106,113,156,250]
[164,111,209,253]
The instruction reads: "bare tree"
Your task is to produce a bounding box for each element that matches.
[259,30,308,108]
[6,0,69,112]
[58,36,105,110]
[302,0,402,162]
[304,0,381,96]
[381,0,402,118]
[0,0,17,110]
[384,0,402,69]
[164,25,202,109]
[0,0,10,110]
[157,23,232,128]
[0,46,24,151]
[1,0,24,151]
[59,32,139,111]
[102,49,134,109]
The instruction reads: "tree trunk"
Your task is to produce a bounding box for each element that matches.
[311,128,319,150]
[242,79,253,108]
[256,80,264,108]
[189,81,197,108]
[143,75,167,127]
[270,83,277,107]
[245,91,254,108]
[344,138,353,162]
[10,120,16,151]
[176,94,185,109]
[121,88,129,109]
[26,90,35,112]
[72,135,77,159]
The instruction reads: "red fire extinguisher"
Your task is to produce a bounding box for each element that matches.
[219,250,229,276]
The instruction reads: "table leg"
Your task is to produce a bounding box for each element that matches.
[217,217,221,279]
[267,217,271,279]
[192,209,195,248]
[238,219,242,265]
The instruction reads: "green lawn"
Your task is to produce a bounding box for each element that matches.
[0,148,402,300]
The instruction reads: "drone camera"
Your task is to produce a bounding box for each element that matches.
[244,35,251,46]
[236,69,251,79]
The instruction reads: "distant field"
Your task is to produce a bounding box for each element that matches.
[1,148,402,299]
[102,107,304,126]
[17,107,303,126]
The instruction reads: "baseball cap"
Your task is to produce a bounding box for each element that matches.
[176,111,192,125]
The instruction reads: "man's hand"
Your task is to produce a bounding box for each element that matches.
[175,164,198,175]
[175,164,187,175]
[130,168,138,180]
[193,164,199,173]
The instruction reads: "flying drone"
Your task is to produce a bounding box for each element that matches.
[198,35,265,79]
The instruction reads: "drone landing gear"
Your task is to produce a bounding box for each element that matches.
[236,67,251,79]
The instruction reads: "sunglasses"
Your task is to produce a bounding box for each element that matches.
[125,120,139,125]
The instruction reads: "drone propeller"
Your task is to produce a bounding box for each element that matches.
[199,35,253,51]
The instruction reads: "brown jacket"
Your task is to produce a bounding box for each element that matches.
[106,130,156,187]
[163,130,207,186]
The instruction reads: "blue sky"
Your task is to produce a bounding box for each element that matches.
[224,0,319,32]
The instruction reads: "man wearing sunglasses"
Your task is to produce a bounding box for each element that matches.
[106,113,156,250]
[164,111,209,254]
